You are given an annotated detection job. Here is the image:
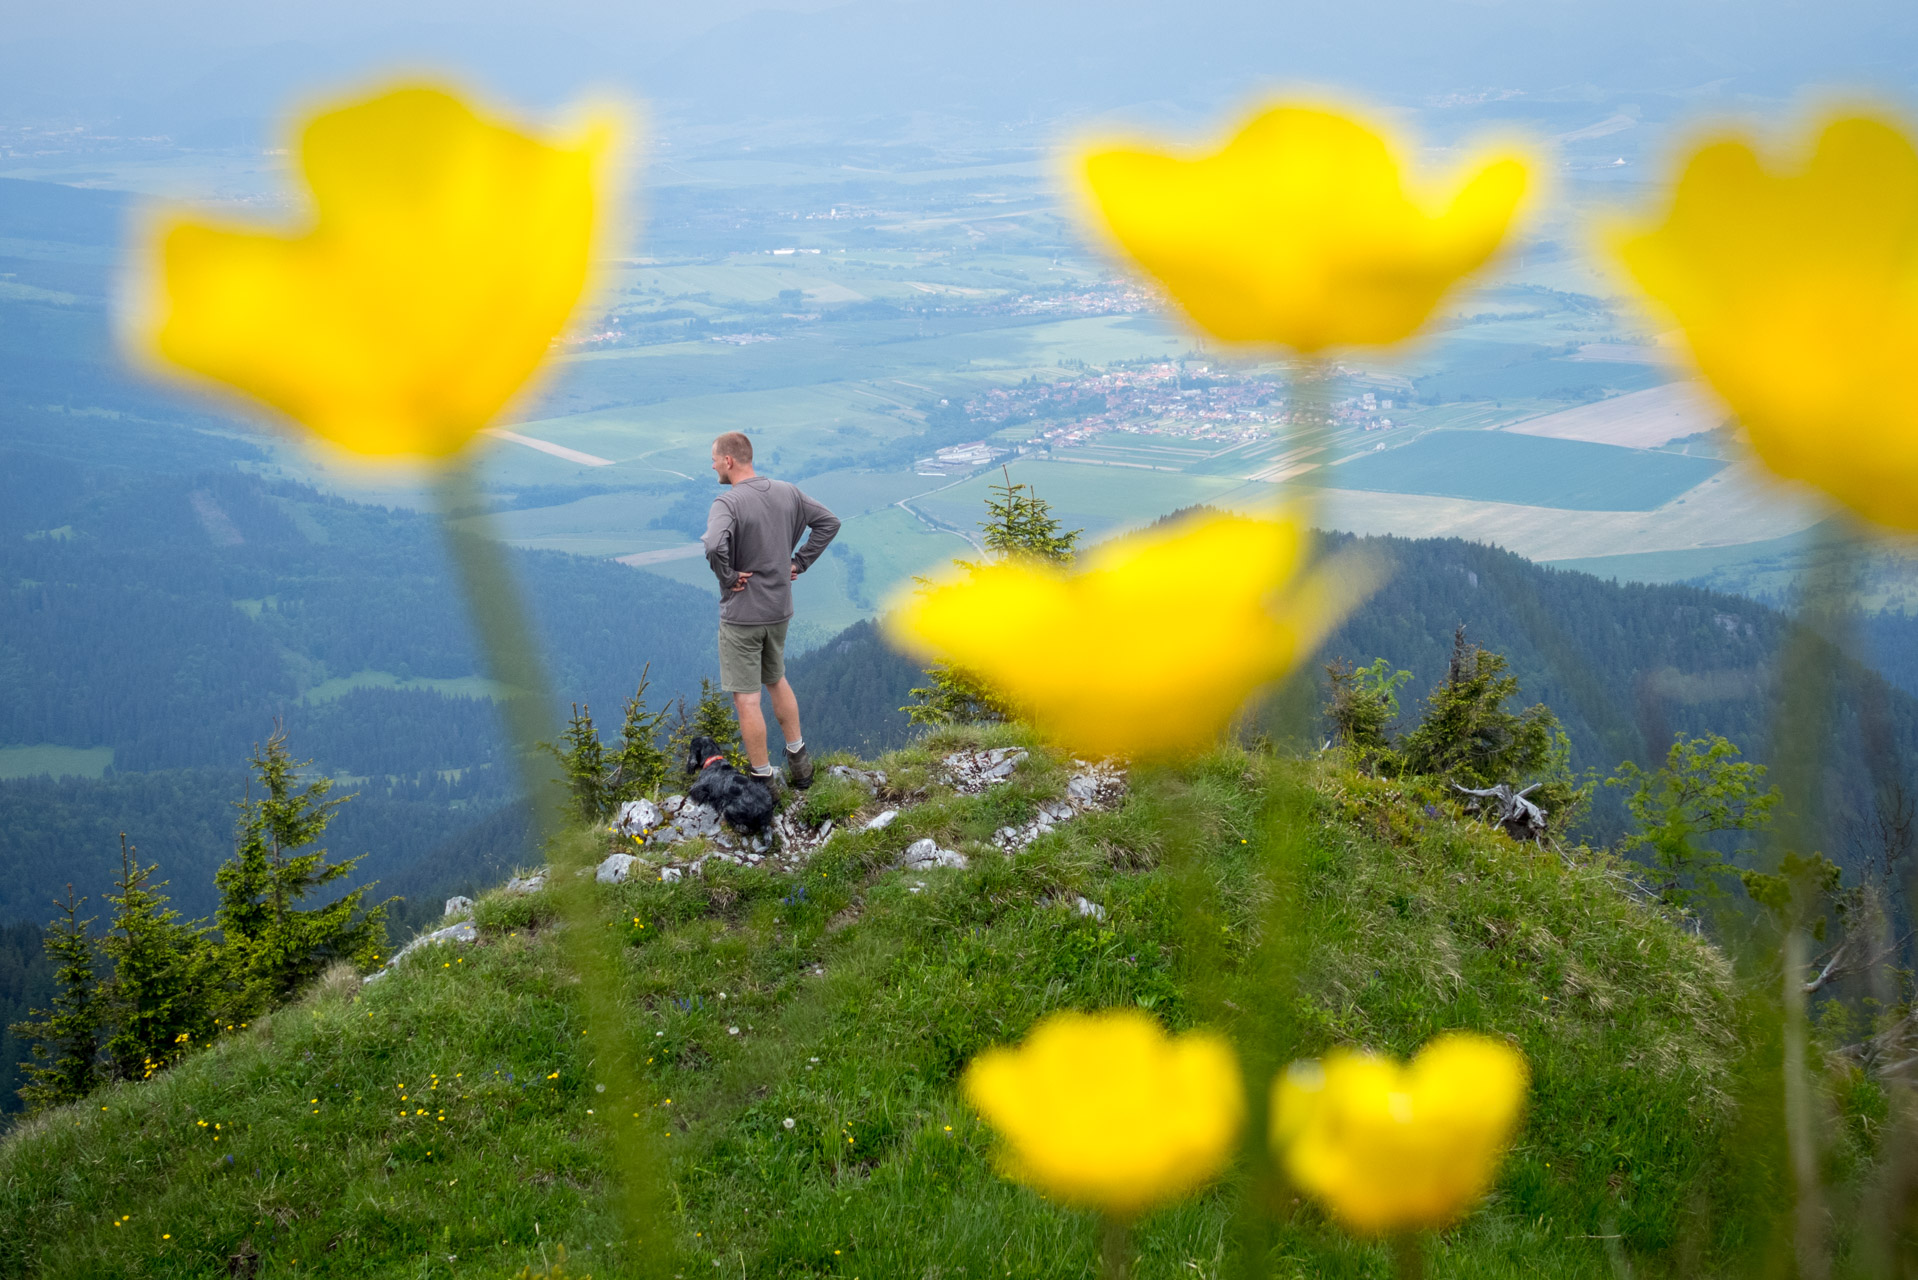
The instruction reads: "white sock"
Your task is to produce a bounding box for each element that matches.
[785,738,804,753]
[752,764,777,778]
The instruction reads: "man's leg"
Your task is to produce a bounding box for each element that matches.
[766,677,813,788]
[766,677,803,748]
[733,691,770,771]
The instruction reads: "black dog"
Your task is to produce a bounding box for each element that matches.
[685,735,777,835]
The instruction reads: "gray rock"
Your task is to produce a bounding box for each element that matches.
[1072,896,1108,923]
[596,853,640,884]
[503,873,547,896]
[612,798,662,836]
[443,895,474,917]
[366,919,479,982]
[901,837,968,870]
[652,801,723,846]
[865,809,899,831]
[659,866,684,883]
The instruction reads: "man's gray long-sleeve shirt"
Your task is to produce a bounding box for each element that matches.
[701,476,840,625]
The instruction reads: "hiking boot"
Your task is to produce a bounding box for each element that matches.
[784,743,814,790]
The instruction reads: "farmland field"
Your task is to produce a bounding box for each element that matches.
[1330,429,1725,510]
[0,745,114,780]
[1504,381,1728,448]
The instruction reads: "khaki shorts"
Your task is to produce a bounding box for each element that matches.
[717,620,790,693]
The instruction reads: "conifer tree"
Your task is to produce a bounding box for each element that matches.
[101,836,210,1082]
[546,702,612,822]
[1399,626,1559,786]
[610,665,671,803]
[906,469,1080,726]
[9,887,102,1111]
[215,729,388,1019]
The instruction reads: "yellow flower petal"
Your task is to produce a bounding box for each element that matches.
[145,84,614,458]
[1082,106,1527,351]
[1617,115,1918,529]
[1271,1032,1529,1234]
[886,508,1369,759]
[963,1009,1243,1216]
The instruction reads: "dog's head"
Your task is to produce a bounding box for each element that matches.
[685,734,727,775]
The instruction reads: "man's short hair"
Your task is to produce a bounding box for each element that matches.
[713,431,753,463]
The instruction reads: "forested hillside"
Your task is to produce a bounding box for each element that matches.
[0,456,719,938]
[794,528,1918,856]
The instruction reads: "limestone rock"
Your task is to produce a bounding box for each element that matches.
[900,837,967,870]
[612,798,662,837]
[865,809,898,831]
[443,895,474,917]
[364,919,478,983]
[597,853,640,884]
[503,872,547,896]
[942,747,1028,793]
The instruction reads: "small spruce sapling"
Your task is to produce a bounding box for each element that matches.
[547,702,612,822]
[609,664,671,803]
[1607,732,1780,909]
[906,468,1080,727]
[101,835,211,1082]
[215,728,389,1019]
[9,886,103,1111]
[1399,626,1559,786]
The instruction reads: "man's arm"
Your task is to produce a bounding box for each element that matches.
[701,495,745,593]
[789,491,840,576]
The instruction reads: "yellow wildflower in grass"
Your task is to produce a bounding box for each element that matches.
[1271,1032,1529,1234]
[962,1009,1243,1216]
[1616,115,1918,530]
[141,84,614,458]
[886,508,1366,759]
[1080,106,1528,352]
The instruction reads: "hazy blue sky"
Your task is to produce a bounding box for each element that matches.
[4,0,1915,141]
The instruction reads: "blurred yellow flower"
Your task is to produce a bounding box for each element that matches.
[1081,106,1527,352]
[1617,116,1918,530]
[145,85,613,458]
[1271,1032,1528,1234]
[886,508,1365,759]
[963,1009,1243,1216]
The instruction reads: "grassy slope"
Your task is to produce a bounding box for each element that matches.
[0,729,1740,1279]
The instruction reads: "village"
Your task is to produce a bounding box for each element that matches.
[963,360,1407,454]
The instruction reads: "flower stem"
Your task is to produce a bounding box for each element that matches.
[1100,1216,1131,1280]
[432,461,674,1277]
[1391,1232,1426,1280]
[1285,355,1332,528]
[1766,517,1857,1280]
[1781,924,1827,1280]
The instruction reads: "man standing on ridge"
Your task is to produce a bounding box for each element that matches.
[701,431,840,789]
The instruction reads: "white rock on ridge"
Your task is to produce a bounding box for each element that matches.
[597,853,640,884]
[1072,896,1108,923]
[900,837,967,870]
[503,873,547,895]
[942,747,1029,793]
[612,798,662,836]
[443,895,474,917]
[363,919,478,983]
[827,764,887,790]
[659,867,684,883]
[865,809,898,831]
